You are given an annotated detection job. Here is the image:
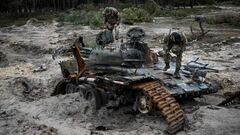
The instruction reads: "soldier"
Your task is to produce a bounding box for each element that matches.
[102,7,121,40]
[163,30,187,78]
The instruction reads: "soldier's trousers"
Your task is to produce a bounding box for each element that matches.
[164,44,184,71]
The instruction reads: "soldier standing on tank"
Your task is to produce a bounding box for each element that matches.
[102,7,121,41]
[163,30,187,78]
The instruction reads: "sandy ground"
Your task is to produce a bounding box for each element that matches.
[0,7,240,135]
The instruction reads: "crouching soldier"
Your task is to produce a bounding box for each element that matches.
[102,7,121,40]
[163,30,187,78]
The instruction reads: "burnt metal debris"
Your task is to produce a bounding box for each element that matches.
[52,27,219,134]
[182,58,219,82]
[218,91,240,106]
[33,64,47,73]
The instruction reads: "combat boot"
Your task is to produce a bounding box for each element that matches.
[174,69,181,79]
[163,64,170,71]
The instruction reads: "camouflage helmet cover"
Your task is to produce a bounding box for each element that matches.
[103,7,120,25]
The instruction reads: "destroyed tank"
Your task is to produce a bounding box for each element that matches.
[52,27,218,134]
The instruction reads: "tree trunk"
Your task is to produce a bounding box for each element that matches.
[53,0,56,10]
[190,0,193,8]
[33,0,36,12]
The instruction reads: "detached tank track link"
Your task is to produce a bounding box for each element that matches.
[131,81,185,134]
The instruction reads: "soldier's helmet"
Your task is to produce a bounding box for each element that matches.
[103,7,118,16]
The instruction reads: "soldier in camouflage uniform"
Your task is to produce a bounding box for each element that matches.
[102,7,121,40]
[163,31,187,78]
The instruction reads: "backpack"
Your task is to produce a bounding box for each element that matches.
[169,32,182,45]
[96,30,114,46]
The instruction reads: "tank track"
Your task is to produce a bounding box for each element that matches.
[131,81,185,134]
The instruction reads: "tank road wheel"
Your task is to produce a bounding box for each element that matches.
[76,84,102,110]
[75,85,87,98]
[85,89,102,110]
[136,95,153,114]
[51,79,68,96]
[65,83,77,94]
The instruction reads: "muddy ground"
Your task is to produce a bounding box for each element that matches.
[0,7,240,135]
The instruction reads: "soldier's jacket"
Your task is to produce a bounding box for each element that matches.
[163,32,187,55]
[103,7,121,26]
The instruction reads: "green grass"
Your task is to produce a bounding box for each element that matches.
[205,14,240,27]
[0,9,103,28]
[121,6,221,21]
[58,9,103,28]
[121,7,153,23]
[153,6,221,18]
[0,5,231,28]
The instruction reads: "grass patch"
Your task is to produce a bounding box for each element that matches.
[58,9,103,28]
[121,7,153,23]
[153,6,221,18]
[205,14,240,27]
[0,5,224,27]
[155,8,195,18]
